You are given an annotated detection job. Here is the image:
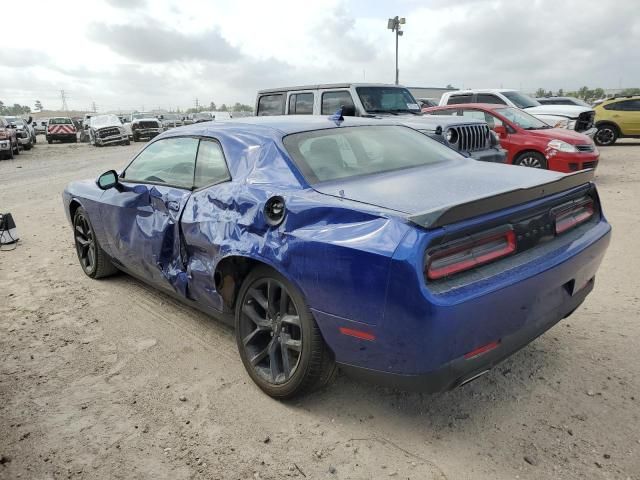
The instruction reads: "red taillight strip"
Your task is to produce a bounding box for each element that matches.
[464,340,500,359]
[554,200,594,235]
[426,229,516,280]
[339,327,375,341]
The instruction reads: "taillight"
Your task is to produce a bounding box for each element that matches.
[425,228,516,280]
[552,198,594,235]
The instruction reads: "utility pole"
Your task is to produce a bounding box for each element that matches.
[91,101,97,113]
[387,16,405,85]
[60,90,69,111]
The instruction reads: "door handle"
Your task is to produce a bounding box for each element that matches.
[166,201,180,212]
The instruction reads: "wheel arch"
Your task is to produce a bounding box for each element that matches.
[68,198,83,221]
[595,120,620,135]
[213,253,303,312]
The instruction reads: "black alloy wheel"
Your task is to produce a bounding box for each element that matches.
[594,125,618,146]
[236,266,336,398]
[72,207,118,279]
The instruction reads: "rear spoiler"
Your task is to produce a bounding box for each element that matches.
[408,169,595,229]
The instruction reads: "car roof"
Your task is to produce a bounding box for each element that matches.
[257,83,407,94]
[602,95,640,103]
[425,103,510,112]
[169,115,400,138]
[445,89,516,95]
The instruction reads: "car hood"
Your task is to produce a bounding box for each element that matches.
[524,127,593,144]
[524,105,593,119]
[93,122,122,129]
[313,159,563,216]
[132,118,160,124]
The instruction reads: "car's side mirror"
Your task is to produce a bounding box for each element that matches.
[493,125,507,136]
[97,170,119,190]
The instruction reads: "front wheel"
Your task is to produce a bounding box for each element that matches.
[594,125,618,146]
[73,207,119,279]
[514,151,547,169]
[235,266,336,399]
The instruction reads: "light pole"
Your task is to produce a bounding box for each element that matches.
[387,16,405,85]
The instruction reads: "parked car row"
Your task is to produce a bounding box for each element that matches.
[0,116,40,159]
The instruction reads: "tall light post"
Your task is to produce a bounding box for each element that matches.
[387,16,405,85]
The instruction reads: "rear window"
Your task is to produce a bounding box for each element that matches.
[257,94,285,116]
[283,125,463,184]
[447,94,472,105]
[49,118,73,125]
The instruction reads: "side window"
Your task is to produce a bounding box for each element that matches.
[447,94,473,105]
[194,140,231,188]
[483,113,503,129]
[476,94,507,105]
[288,93,314,115]
[460,109,486,121]
[123,137,199,188]
[603,102,624,111]
[618,100,640,111]
[257,94,285,116]
[321,91,356,115]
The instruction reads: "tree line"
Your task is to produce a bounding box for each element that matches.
[535,87,640,102]
[182,101,253,114]
[0,101,32,115]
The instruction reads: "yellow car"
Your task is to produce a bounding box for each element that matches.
[594,96,640,146]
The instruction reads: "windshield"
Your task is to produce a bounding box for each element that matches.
[193,113,212,119]
[49,118,72,125]
[132,113,153,120]
[502,91,541,109]
[91,115,121,127]
[495,107,550,130]
[356,87,421,114]
[283,125,463,184]
[163,114,181,120]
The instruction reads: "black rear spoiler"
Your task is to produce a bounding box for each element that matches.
[408,169,595,229]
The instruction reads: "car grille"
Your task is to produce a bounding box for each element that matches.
[447,124,490,152]
[576,144,595,152]
[138,121,159,129]
[98,127,121,138]
[582,161,597,169]
[575,111,595,132]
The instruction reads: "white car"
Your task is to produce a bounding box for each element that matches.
[439,89,597,137]
[88,114,130,147]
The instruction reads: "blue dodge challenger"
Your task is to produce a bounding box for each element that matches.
[63,115,611,398]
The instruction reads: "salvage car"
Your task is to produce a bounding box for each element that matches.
[130,113,163,142]
[424,104,599,172]
[440,89,597,137]
[592,95,640,146]
[160,113,184,130]
[536,96,591,107]
[87,115,129,147]
[3,117,33,150]
[46,117,78,143]
[0,117,20,159]
[256,83,506,163]
[63,116,610,398]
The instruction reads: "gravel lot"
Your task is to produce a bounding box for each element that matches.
[1,138,639,480]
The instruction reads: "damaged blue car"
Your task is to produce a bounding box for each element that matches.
[63,116,610,398]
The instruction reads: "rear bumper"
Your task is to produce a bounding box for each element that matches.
[47,133,76,140]
[468,148,507,163]
[340,276,593,392]
[18,137,31,145]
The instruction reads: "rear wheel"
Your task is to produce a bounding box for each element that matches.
[514,151,547,169]
[73,207,119,279]
[594,124,618,146]
[235,266,336,399]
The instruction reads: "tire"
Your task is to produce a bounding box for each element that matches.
[124,140,131,146]
[12,140,19,155]
[133,133,139,142]
[23,142,32,151]
[73,136,78,143]
[235,266,336,399]
[594,124,618,146]
[72,207,119,279]
[514,151,547,169]
[47,138,53,144]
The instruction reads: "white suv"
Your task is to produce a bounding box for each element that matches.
[439,89,596,137]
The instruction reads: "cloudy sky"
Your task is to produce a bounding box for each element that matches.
[1,0,638,112]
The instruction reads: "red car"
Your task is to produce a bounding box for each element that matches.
[423,104,599,173]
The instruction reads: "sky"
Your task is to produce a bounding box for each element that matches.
[1,0,638,112]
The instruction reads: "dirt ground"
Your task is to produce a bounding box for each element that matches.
[1,138,639,480]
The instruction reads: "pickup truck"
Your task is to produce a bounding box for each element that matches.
[255,83,506,164]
